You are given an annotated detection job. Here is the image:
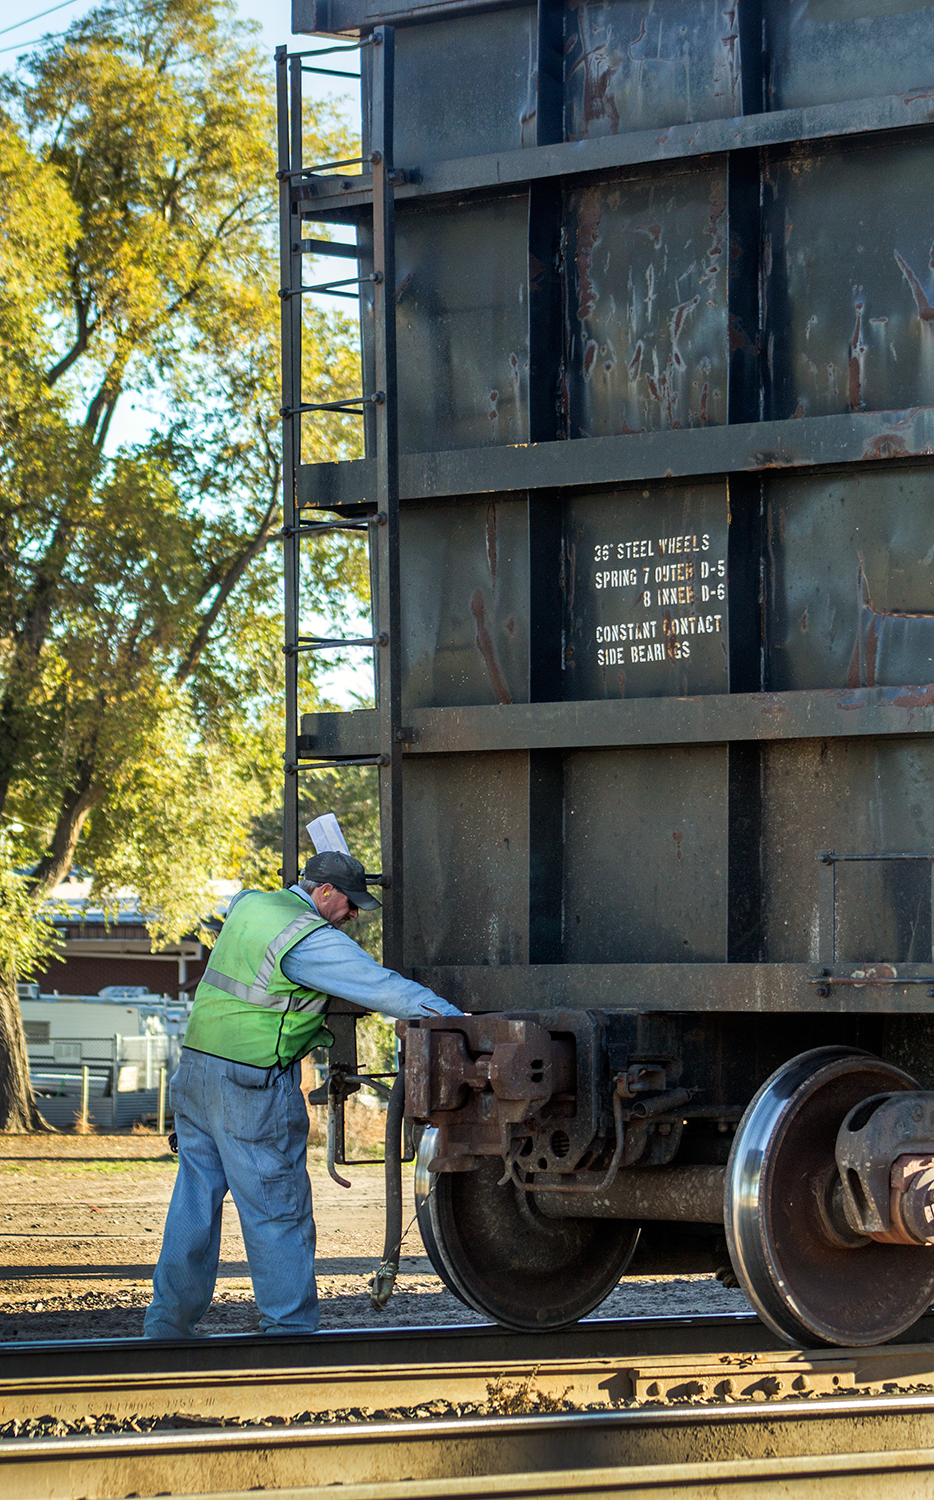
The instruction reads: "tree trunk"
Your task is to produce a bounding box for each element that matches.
[0,979,50,1132]
[0,508,84,818]
[28,775,105,900]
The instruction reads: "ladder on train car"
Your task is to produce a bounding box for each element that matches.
[275,29,403,971]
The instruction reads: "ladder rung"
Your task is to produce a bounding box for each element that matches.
[286,755,390,773]
[281,393,384,417]
[281,39,377,60]
[280,272,381,299]
[301,65,360,79]
[285,633,389,654]
[281,519,374,537]
[291,166,406,203]
[296,633,388,646]
[277,154,377,182]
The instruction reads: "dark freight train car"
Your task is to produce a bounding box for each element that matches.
[279,0,934,1347]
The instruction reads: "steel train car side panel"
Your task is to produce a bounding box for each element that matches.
[287,0,934,1343]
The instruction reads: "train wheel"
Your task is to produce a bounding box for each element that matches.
[725,1046,934,1347]
[414,1128,640,1329]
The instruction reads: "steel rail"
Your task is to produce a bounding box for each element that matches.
[0,1312,778,1380]
[6,1393,934,1499]
[4,1341,934,1427]
[2,1310,933,1381]
[127,1448,934,1500]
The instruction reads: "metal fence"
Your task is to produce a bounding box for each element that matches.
[29,1034,180,1131]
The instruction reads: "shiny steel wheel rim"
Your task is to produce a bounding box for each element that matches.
[725,1046,934,1348]
[414,1128,475,1309]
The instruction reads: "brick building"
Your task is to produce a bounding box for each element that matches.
[28,877,233,1001]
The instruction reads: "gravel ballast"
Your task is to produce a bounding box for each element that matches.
[0,1131,749,1343]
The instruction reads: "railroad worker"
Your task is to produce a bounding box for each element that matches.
[144,850,462,1340]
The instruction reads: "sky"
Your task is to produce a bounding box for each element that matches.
[1,0,373,706]
[0,0,350,81]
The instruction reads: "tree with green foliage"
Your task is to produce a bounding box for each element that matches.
[0,0,372,1128]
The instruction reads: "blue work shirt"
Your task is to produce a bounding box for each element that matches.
[279,884,463,1020]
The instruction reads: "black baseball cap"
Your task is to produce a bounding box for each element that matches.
[302,851,381,910]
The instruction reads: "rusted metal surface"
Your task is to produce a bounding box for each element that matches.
[867,1155,934,1246]
[293,93,934,221]
[404,964,934,1020]
[766,0,934,114]
[401,752,531,967]
[399,497,530,710]
[392,8,537,166]
[767,468,934,693]
[560,745,729,964]
[404,1014,586,1173]
[759,741,934,966]
[301,685,934,760]
[395,196,530,455]
[565,2,742,141]
[763,136,934,422]
[562,170,728,438]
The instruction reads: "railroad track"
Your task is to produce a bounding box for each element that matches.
[3,1308,934,1378]
[0,1310,799,1380]
[106,1448,934,1500]
[3,1332,934,1425]
[4,1392,934,1498]
[2,1316,934,1496]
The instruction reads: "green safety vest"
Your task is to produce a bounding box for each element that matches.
[184,889,334,1069]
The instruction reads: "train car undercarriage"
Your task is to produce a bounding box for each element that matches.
[404,1013,934,1346]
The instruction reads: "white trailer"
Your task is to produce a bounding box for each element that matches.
[19,1000,143,1061]
[18,998,177,1129]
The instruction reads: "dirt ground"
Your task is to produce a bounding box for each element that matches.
[0,1125,750,1342]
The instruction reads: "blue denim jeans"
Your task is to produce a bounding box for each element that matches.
[144,1048,319,1338]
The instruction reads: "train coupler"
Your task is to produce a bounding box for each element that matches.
[400,1010,682,1183]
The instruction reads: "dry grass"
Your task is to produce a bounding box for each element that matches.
[485,1371,574,1415]
[306,1095,387,1154]
[57,1084,387,1155]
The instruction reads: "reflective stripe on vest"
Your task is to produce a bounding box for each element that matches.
[184,890,332,1067]
[201,912,328,1011]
